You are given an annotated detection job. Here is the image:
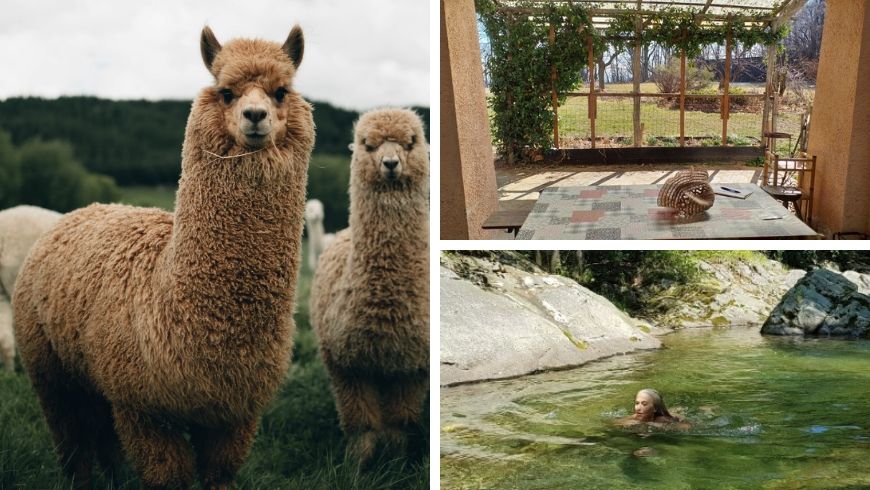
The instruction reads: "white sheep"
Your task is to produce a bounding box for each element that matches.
[0,205,62,372]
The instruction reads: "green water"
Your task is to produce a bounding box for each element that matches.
[440,327,870,489]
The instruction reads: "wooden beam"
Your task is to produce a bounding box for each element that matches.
[694,0,715,27]
[566,91,763,98]
[528,0,774,10]
[498,7,774,23]
[549,23,559,149]
[632,0,642,147]
[722,21,731,146]
[680,49,686,147]
[773,0,809,28]
[699,0,715,15]
[542,146,764,165]
[762,43,775,140]
[587,34,596,149]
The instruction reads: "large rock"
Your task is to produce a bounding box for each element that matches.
[440,254,660,386]
[761,268,870,337]
[648,257,806,328]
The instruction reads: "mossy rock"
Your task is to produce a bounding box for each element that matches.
[711,316,729,327]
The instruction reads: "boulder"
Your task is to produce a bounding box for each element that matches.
[761,268,870,337]
[440,253,660,386]
[649,257,805,328]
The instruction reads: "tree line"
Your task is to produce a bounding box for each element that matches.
[0,96,430,186]
[469,250,869,314]
[0,131,120,211]
[0,97,428,230]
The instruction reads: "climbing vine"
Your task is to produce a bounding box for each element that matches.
[477,0,603,162]
[477,1,789,160]
[606,7,789,56]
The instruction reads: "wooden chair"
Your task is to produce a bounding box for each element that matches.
[760,151,817,226]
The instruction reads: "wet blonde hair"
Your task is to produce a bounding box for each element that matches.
[638,388,673,418]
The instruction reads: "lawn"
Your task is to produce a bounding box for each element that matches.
[486,82,806,153]
[0,238,429,489]
[558,94,801,147]
[118,185,177,211]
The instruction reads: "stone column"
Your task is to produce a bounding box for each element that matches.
[441,0,499,239]
[807,0,870,236]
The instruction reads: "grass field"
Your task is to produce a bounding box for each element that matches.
[118,185,177,211]
[488,82,806,153]
[0,239,429,489]
[558,94,801,147]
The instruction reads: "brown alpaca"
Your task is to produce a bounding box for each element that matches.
[310,109,429,466]
[13,26,313,489]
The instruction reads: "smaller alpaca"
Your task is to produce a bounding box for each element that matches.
[0,205,61,372]
[311,109,429,466]
[304,199,335,270]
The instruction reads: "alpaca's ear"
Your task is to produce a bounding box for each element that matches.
[201,26,222,76]
[282,25,304,69]
[348,142,355,152]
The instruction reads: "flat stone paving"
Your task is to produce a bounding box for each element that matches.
[498,164,762,202]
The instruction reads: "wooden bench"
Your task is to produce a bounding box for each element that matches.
[481,200,535,237]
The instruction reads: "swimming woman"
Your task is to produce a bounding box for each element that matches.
[617,389,691,429]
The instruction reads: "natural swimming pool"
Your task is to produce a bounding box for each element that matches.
[440,327,870,489]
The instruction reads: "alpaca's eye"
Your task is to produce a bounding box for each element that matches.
[404,135,416,151]
[363,140,376,152]
[218,88,234,104]
[274,87,288,103]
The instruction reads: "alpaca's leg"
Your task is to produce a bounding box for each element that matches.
[17,318,95,488]
[381,375,429,462]
[328,368,384,467]
[190,419,258,490]
[91,394,122,480]
[112,406,195,489]
[0,297,14,372]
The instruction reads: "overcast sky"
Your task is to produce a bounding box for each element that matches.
[0,0,429,111]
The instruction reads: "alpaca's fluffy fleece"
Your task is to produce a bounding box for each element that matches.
[304,199,335,270]
[0,205,61,372]
[14,26,314,489]
[310,108,429,466]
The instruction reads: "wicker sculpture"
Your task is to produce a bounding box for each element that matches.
[657,170,715,218]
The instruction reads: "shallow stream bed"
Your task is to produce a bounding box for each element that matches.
[441,327,870,489]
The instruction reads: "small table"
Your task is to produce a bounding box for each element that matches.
[516,183,819,240]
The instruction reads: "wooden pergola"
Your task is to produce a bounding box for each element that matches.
[491,0,808,158]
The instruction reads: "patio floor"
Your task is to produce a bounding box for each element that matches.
[489,163,768,240]
[498,163,763,202]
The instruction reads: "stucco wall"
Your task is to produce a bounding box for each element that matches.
[808,0,870,236]
[440,0,498,239]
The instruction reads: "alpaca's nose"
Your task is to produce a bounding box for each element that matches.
[383,158,399,170]
[243,108,267,123]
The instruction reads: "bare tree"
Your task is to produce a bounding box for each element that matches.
[784,0,825,81]
[597,48,621,91]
